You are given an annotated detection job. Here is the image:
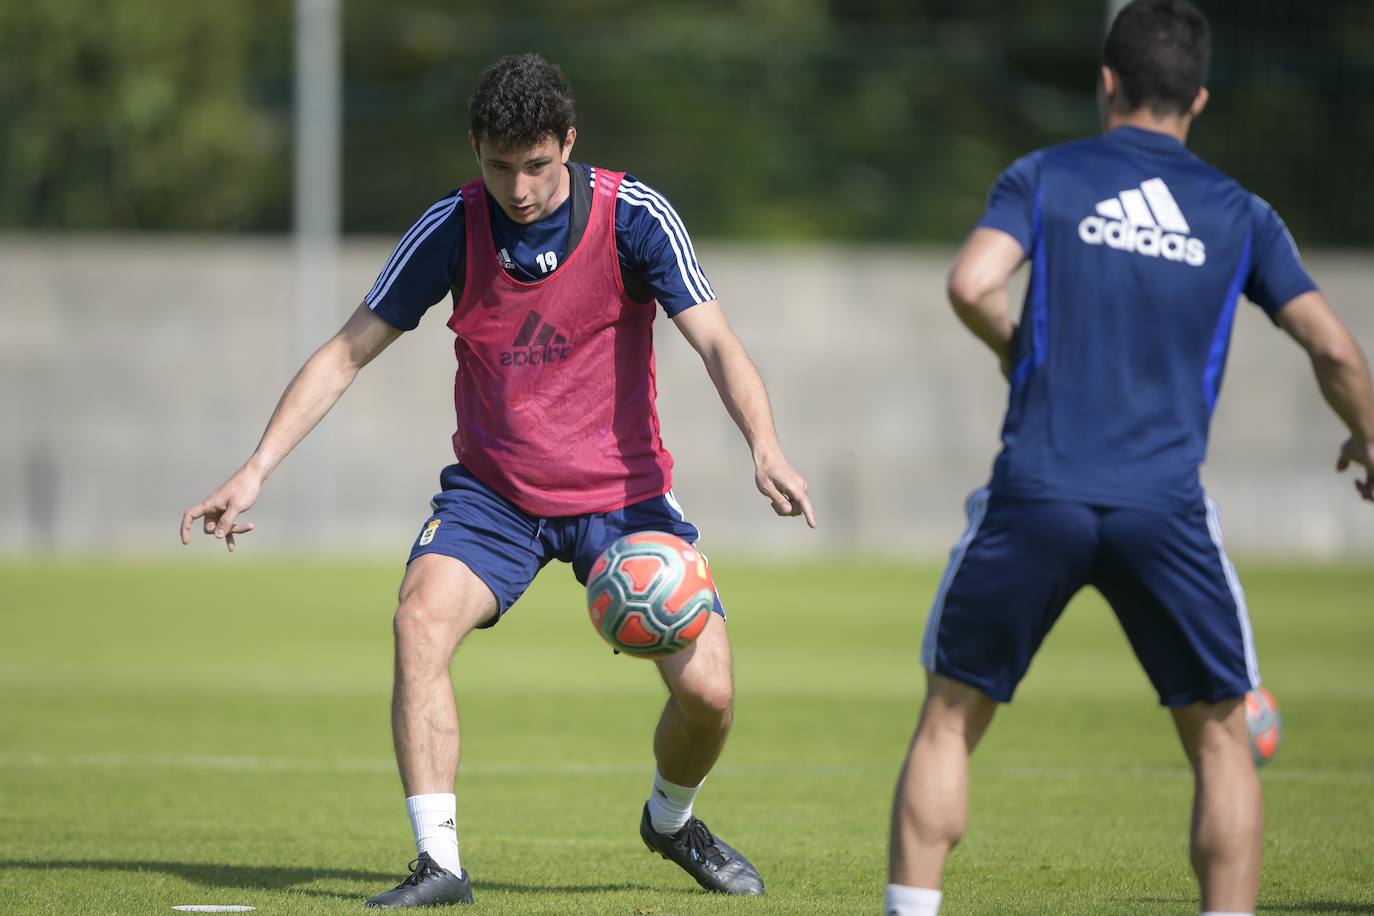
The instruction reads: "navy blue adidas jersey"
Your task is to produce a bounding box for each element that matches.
[977,126,1316,511]
[364,163,715,331]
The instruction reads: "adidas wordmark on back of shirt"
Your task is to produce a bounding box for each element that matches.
[1077,177,1206,266]
[972,126,1318,511]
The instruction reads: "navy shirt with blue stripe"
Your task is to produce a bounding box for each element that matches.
[365,163,715,331]
[978,126,1316,511]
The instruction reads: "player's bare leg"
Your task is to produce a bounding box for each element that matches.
[888,672,998,902]
[638,613,762,895]
[1172,699,1262,914]
[367,553,497,908]
[653,613,734,784]
[392,553,498,794]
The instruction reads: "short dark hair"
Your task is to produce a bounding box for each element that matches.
[1102,0,1211,117]
[468,53,576,150]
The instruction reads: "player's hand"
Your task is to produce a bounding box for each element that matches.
[1336,437,1374,502]
[754,456,816,528]
[180,468,263,552]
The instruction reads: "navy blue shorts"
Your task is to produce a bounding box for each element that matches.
[408,464,726,627]
[921,489,1259,707]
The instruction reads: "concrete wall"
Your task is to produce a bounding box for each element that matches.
[2,236,1371,558]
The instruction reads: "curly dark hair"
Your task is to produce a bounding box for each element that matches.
[468,53,576,150]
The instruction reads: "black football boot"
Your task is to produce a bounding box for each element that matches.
[364,853,473,908]
[639,804,765,895]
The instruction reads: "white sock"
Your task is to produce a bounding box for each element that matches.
[885,884,942,916]
[406,793,460,875]
[646,769,703,835]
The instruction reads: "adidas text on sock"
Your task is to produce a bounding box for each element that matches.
[405,793,460,875]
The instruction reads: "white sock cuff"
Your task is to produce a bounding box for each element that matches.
[885,884,942,916]
[647,769,705,835]
[406,792,456,807]
[653,769,705,800]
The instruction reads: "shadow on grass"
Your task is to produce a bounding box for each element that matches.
[479,881,665,894]
[1258,905,1374,914]
[0,859,389,900]
[0,860,666,900]
[1139,899,1374,915]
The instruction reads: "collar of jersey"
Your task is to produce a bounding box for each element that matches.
[1106,125,1188,152]
[481,171,592,290]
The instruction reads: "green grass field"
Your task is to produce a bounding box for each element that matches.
[1,557,1371,915]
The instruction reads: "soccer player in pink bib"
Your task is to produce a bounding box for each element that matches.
[181,53,814,908]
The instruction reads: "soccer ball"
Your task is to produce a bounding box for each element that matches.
[1245,686,1281,767]
[586,531,715,658]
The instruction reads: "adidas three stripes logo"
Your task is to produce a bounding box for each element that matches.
[512,310,568,349]
[1077,177,1206,266]
[501,310,573,367]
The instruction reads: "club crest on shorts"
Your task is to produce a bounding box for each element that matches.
[418,518,441,546]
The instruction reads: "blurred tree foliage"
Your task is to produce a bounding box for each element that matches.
[2,0,1371,244]
[341,0,1105,241]
[0,1,292,231]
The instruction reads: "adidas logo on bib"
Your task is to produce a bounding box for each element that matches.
[1077,177,1206,266]
[502,309,571,367]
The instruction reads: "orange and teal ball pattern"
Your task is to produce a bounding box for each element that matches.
[586,531,715,658]
[1244,686,1281,767]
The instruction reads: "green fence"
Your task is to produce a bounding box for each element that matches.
[3,1,1371,245]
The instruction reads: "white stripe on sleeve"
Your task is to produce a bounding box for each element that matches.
[617,180,715,304]
[366,194,461,309]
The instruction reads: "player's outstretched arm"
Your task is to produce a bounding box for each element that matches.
[672,301,816,528]
[179,303,403,550]
[946,228,1027,379]
[1276,291,1374,501]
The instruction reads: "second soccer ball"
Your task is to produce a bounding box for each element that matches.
[1245,686,1281,767]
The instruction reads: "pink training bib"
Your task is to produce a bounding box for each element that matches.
[447,168,674,517]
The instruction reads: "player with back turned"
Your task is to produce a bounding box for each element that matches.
[181,53,814,908]
[885,2,1374,915]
